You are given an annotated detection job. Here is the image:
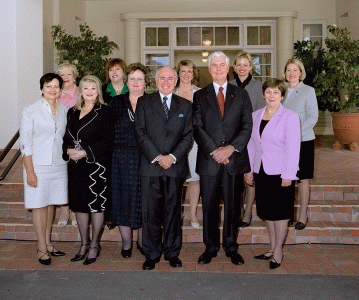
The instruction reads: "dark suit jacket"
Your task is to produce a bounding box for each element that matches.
[193,83,253,176]
[135,92,193,178]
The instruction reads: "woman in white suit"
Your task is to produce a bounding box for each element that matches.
[20,73,68,265]
[245,78,301,269]
[283,59,318,230]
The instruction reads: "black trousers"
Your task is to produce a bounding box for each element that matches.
[200,166,244,254]
[141,175,184,260]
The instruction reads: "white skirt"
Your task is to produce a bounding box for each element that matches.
[24,163,68,209]
[186,140,200,182]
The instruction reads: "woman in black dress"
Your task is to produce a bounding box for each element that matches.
[245,79,301,269]
[63,75,115,265]
[108,63,149,258]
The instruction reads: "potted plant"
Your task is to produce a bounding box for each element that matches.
[51,24,118,84]
[314,25,359,150]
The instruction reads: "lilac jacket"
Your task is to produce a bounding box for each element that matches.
[247,104,301,180]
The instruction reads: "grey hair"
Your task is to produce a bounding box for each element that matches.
[207,51,230,67]
[155,66,178,80]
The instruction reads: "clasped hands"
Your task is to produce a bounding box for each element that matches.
[245,172,292,187]
[157,154,175,169]
[211,145,235,165]
[67,149,87,161]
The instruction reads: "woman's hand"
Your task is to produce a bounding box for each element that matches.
[27,171,38,188]
[67,149,87,161]
[245,172,254,186]
[281,179,292,187]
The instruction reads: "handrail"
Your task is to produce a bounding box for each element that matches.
[0,130,21,181]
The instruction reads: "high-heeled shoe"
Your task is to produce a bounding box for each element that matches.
[238,216,252,228]
[136,242,145,256]
[254,251,273,260]
[47,245,66,257]
[37,250,51,265]
[121,247,132,258]
[83,245,102,265]
[269,256,283,269]
[70,211,78,227]
[295,215,308,230]
[71,244,89,262]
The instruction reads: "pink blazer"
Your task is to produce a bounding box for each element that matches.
[247,104,301,180]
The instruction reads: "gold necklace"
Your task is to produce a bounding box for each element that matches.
[179,86,193,95]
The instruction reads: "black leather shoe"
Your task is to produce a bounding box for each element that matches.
[269,257,282,269]
[47,246,66,257]
[37,250,51,265]
[71,244,89,262]
[121,247,132,258]
[142,258,160,270]
[295,221,307,230]
[238,220,251,228]
[83,245,101,266]
[166,257,182,268]
[226,252,244,265]
[198,251,217,264]
[254,251,273,260]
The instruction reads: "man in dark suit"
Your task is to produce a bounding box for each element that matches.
[135,66,193,270]
[193,51,253,265]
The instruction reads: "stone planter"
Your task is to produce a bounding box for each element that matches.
[332,112,359,151]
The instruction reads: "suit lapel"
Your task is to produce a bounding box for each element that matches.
[223,84,235,119]
[151,92,167,120]
[168,94,180,121]
[206,84,222,118]
[261,104,285,138]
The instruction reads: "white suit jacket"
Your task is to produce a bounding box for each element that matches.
[20,98,68,166]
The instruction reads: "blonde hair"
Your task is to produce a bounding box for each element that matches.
[284,58,306,81]
[233,51,254,74]
[55,62,79,79]
[176,60,199,83]
[75,75,105,110]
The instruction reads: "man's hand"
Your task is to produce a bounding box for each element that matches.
[157,155,175,169]
[212,145,235,165]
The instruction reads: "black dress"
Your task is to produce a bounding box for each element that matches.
[107,94,142,228]
[254,119,295,221]
[63,104,115,213]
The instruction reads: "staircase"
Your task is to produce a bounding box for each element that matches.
[1,183,358,245]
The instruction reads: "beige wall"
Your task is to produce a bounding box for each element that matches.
[84,0,337,67]
[336,0,359,39]
[43,0,55,73]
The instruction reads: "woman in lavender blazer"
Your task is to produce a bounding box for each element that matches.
[245,78,301,269]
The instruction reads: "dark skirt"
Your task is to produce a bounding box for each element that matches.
[296,140,315,180]
[255,166,295,221]
[68,159,110,213]
[108,146,142,229]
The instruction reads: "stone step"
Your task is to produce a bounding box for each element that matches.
[0,217,358,245]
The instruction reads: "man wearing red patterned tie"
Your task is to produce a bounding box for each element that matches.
[193,51,253,265]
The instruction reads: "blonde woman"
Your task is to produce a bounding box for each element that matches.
[55,62,79,227]
[63,75,115,265]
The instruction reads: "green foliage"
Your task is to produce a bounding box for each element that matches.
[314,25,359,112]
[51,24,118,84]
[293,40,326,110]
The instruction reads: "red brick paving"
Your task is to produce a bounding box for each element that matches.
[0,240,358,275]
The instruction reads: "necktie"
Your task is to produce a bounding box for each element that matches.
[217,87,225,117]
[163,96,169,120]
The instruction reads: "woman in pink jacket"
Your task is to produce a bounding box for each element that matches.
[245,78,300,269]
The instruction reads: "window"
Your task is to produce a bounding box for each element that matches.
[301,21,326,48]
[144,53,170,93]
[145,27,169,47]
[251,53,272,82]
[246,25,272,46]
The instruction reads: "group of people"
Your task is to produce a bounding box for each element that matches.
[19,50,318,270]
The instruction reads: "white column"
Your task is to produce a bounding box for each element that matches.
[276,16,294,77]
[0,0,43,148]
[124,18,141,64]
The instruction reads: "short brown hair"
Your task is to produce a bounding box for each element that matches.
[262,78,287,97]
[176,60,199,83]
[105,58,126,83]
[124,63,150,83]
[284,58,306,81]
[75,75,105,109]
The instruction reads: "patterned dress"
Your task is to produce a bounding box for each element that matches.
[107,94,142,228]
